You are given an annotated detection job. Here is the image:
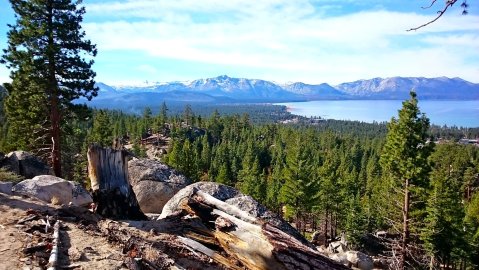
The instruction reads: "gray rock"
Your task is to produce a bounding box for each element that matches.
[12,175,92,206]
[128,158,191,213]
[0,151,53,179]
[160,182,310,246]
[329,253,349,266]
[345,251,374,270]
[0,182,13,195]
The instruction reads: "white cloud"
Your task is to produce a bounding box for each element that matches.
[136,64,158,75]
[82,1,479,84]
[421,34,479,49]
[0,66,10,84]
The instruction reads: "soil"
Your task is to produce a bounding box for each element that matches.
[0,192,224,270]
[0,193,125,270]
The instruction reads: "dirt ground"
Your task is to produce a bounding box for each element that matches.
[0,193,126,270]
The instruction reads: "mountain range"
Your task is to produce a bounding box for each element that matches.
[85,76,479,110]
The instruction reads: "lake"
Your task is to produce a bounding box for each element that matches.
[275,100,479,127]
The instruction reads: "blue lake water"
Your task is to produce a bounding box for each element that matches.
[275,100,479,127]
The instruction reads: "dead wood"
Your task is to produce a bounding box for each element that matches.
[171,189,348,270]
[87,144,146,220]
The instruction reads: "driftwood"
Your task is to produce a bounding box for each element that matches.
[87,145,146,220]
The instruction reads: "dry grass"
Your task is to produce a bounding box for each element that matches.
[51,195,61,205]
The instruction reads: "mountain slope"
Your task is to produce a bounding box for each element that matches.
[83,76,479,112]
[335,77,479,99]
[283,82,349,100]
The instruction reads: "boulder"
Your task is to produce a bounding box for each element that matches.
[345,251,374,270]
[329,252,350,266]
[0,182,13,195]
[0,151,53,179]
[128,158,191,213]
[12,175,92,206]
[160,181,309,246]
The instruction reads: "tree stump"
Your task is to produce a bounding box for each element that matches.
[87,144,146,220]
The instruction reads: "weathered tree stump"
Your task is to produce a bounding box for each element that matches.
[87,144,146,220]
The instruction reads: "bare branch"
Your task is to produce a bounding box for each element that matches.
[407,1,455,31]
[422,0,438,9]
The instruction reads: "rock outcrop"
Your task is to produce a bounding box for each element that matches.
[0,182,13,195]
[12,175,92,206]
[0,151,53,179]
[345,251,374,270]
[128,158,191,213]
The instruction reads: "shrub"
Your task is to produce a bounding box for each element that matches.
[0,168,24,183]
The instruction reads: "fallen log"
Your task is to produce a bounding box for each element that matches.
[47,220,61,270]
[87,145,146,220]
[164,185,349,270]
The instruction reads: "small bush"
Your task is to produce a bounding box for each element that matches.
[0,168,24,183]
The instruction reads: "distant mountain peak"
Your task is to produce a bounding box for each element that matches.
[91,76,478,110]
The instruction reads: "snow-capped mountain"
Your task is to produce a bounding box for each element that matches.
[283,82,348,100]
[335,77,479,99]
[97,75,303,102]
[89,75,479,110]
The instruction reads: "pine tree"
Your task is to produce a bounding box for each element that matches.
[183,104,193,126]
[344,195,367,249]
[465,192,479,267]
[2,78,50,153]
[89,110,113,147]
[279,137,319,233]
[380,91,434,269]
[266,139,286,212]
[142,107,152,135]
[2,0,97,176]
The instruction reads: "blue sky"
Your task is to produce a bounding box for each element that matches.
[1,0,478,86]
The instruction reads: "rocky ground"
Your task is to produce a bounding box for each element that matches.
[0,150,375,270]
[0,193,125,270]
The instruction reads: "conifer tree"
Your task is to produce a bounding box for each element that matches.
[266,139,286,212]
[279,137,319,233]
[2,0,97,176]
[89,110,113,147]
[2,78,49,152]
[380,91,434,269]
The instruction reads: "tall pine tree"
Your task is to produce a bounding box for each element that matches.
[2,0,97,176]
[380,91,434,269]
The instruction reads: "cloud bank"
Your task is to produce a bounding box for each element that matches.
[4,0,478,85]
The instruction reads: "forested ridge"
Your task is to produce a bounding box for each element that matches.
[3,90,479,268]
[1,0,478,269]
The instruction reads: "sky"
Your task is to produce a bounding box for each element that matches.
[0,0,478,86]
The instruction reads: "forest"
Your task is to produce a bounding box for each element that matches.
[1,0,478,268]
[2,84,479,268]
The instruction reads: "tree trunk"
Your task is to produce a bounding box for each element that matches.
[50,95,61,177]
[400,178,410,269]
[323,208,329,246]
[87,144,146,220]
[47,0,62,177]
